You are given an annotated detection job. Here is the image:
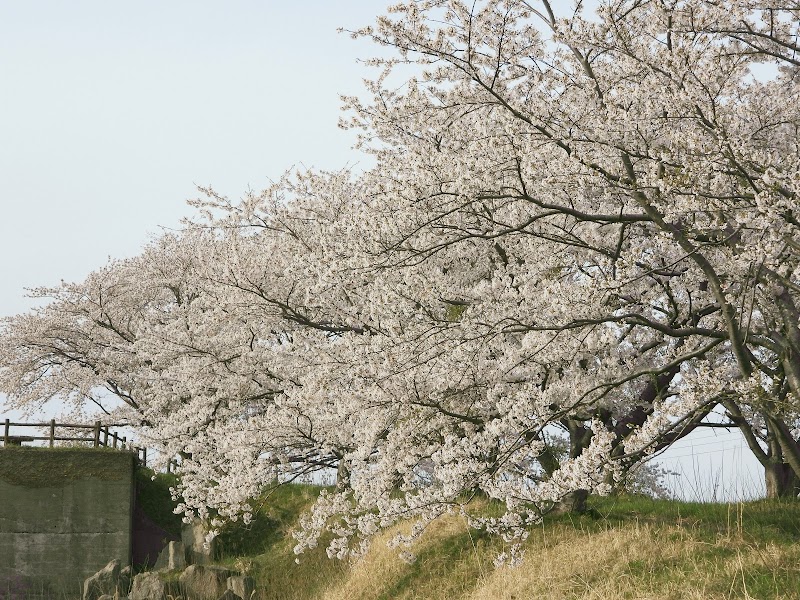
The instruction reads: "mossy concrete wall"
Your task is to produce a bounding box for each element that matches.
[0,448,134,596]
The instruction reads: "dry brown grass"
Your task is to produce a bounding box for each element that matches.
[320,516,475,600]
[315,518,800,600]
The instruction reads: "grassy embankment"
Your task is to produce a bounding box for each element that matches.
[202,484,800,600]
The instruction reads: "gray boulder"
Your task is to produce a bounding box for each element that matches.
[154,540,186,571]
[227,575,256,600]
[129,572,166,600]
[97,596,115,600]
[217,591,243,600]
[120,566,132,596]
[83,559,120,600]
[179,565,233,600]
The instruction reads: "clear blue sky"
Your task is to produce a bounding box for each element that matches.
[0,1,764,499]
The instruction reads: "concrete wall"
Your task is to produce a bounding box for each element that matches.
[0,448,134,597]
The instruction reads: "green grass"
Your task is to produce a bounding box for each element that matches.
[577,494,800,538]
[134,467,183,537]
[215,483,326,559]
[369,527,495,600]
[213,484,348,600]
[206,489,800,599]
[0,446,134,487]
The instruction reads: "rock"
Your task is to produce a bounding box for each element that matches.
[182,518,216,564]
[154,540,186,571]
[97,596,115,600]
[217,591,242,600]
[179,565,233,600]
[129,572,166,600]
[120,566,132,596]
[227,575,256,600]
[83,559,120,600]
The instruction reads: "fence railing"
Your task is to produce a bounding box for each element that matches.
[1,419,179,472]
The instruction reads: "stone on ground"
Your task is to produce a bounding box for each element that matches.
[129,572,166,600]
[179,565,233,600]
[83,559,120,600]
[154,540,186,571]
[120,565,132,596]
[227,575,256,600]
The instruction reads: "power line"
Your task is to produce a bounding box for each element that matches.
[656,444,746,460]
[665,437,746,450]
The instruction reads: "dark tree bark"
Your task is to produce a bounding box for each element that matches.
[550,489,590,515]
[764,461,800,499]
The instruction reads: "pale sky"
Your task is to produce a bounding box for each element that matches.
[0,1,764,500]
[0,1,388,316]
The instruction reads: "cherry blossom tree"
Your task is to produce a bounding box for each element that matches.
[279,0,799,554]
[329,0,800,498]
[0,221,364,516]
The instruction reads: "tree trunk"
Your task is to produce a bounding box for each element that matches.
[764,461,800,499]
[336,458,350,491]
[551,489,589,514]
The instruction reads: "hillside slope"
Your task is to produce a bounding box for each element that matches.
[211,488,800,600]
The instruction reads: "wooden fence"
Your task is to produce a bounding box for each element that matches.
[1,419,179,472]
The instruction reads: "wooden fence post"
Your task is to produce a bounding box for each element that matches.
[102,426,109,447]
[49,419,56,447]
[3,419,9,446]
[93,421,101,448]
